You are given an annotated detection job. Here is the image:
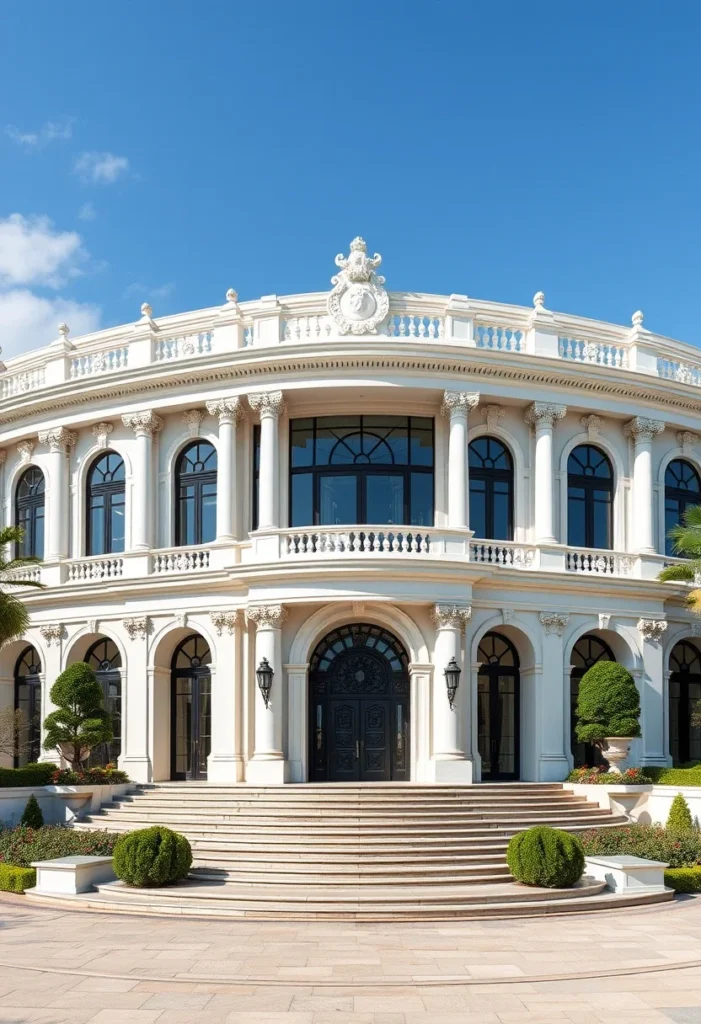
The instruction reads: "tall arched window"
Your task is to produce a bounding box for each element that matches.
[669,640,701,765]
[14,645,42,766]
[665,459,701,556]
[87,453,125,555]
[468,437,513,540]
[85,638,122,767]
[570,634,615,767]
[567,445,613,549]
[175,441,217,545]
[15,467,45,559]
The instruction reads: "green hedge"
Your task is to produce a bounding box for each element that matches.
[113,826,192,887]
[507,826,584,888]
[0,763,57,788]
[0,863,36,893]
[664,867,701,893]
[645,764,701,787]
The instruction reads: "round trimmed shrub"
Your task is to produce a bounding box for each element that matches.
[507,826,584,888]
[575,662,641,746]
[113,826,192,887]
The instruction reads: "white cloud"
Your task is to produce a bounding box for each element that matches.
[124,281,175,302]
[74,150,129,184]
[78,202,96,221]
[5,119,74,150]
[0,214,87,288]
[0,289,101,358]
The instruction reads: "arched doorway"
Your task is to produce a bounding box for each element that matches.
[14,646,41,766]
[570,634,615,767]
[308,623,410,782]
[477,632,519,780]
[85,638,122,768]
[170,634,212,780]
[669,640,701,765]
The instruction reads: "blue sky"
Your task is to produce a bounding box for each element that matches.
[1,1,700,357]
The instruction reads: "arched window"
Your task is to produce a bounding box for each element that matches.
[665,459,701,556]
[85,638,122,767]
[171,634,212,779]
[570,634,615,767]
[14,645,41,766]
[87,453,125,556]
[15,467,45,559]
[469,437,513,540]
[669,640,701,765]
[175,441,217,545]
[567,445,613,549]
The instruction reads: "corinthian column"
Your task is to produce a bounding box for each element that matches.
[206,398,243,542]
[525,403,566,544]
[247,391,284,530]
[441,392,479,529]
[38,427,77,560]
[625,417,665,553]
[429,604,473,782]
[246,604,288,783]
[122,411,163,550]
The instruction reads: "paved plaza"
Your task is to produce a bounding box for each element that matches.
[0,896,700,1022]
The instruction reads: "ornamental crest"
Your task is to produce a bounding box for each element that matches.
[327,237,389,335]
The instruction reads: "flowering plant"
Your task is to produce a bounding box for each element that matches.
[567,766,651,785]
[50,764,130,786]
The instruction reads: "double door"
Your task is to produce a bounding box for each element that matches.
[327,698,407,782]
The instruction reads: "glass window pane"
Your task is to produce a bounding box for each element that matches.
[319,476,357,525]
[410,472,433,527]
[366,474,404,525]
[291,473,313,527]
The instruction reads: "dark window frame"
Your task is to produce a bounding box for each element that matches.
[15,466,45,560]
[468,436,514,540]
[665,459,701,557]
[567,444,614,549]
[174,440,218,546]
[86,452,126,556]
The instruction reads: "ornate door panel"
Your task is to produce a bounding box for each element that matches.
[359,700,390,781]
[329,700,360,781]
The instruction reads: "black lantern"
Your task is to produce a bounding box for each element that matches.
[444,657,461,710]
[256,657,274,708]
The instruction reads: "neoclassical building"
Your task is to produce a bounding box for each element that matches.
[1,238,700,784]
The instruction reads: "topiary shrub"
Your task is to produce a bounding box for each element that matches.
[20,793,43,829]
[667,792,695,835]
[507,826,584,888]
[575,662,641,747]
[664,866,701,893]
[113,826,192,887]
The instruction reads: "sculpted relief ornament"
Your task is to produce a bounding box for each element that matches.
[327,237,389,335]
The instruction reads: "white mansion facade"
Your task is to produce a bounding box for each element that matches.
[1,238,700,785]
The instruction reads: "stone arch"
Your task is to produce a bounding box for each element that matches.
[558,432,625,550]
[467,423,527,543]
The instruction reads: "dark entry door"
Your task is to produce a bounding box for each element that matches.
[477,632,519,780]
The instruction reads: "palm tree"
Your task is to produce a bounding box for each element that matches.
[0,526,44,647]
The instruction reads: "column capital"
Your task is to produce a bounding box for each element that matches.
[624,416,665,443]
[122,410,164,438]
[441,391,480,418]
[247,390,285,418]
[247,604,287,629]
[38,426,77,453]
[123,616,149,641]
[637,618,667,645]
[539,612,569,637]
[210,610,240,635]
[525,402,566,428]
[206,397,244,424]
[430,604,472,630]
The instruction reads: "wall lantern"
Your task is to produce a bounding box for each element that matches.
[444,657,461,710]
[256,657,274,708]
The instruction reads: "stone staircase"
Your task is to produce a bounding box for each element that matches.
[56,783,670,920]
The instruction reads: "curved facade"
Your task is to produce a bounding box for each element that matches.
[1,237,700,783]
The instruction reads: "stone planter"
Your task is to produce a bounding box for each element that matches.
[604,736,632,772]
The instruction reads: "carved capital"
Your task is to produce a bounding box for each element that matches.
[677,430,699,453]
[206,397,244,424]
[122,411,164,438]
[17,440,36,464]
[581,414,603,440]
[38,427,77,453]
[92,422,114,448]
[441,391,480,419]
[624,417,665,444]
[525,403,567,428]
[210,610,239,636]
[540,612,569,637]
[40,623,63,647]
[430,604,472,630]
[123,616,149,641]
[246,604,287,629]
[183,409,205,437]
[247,391,285,418]
[482,404,505,432]
[637,618,667,644]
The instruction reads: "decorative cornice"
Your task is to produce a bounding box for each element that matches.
[637,618,667,644]
[677,430,699,452]
[581,414,603,440]
[482,404,505,432]
[38,426,77,453]
[16,440,36,463]
[123,616,149,640]
[122,411,164,438]
[40,623,63,647]
[206,397,244,424]
[430,604,472,630]
[441,391,480,418]
[247,391,285,418]
[91,421,114,448]
[525,402,567,428]
[210,611,239,636]
[624,417,665,443]
[246,604,287,629]
[540,612,569,637]
[182,409,205,437]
